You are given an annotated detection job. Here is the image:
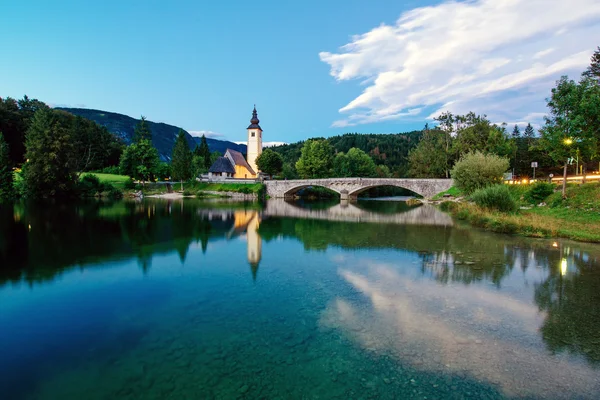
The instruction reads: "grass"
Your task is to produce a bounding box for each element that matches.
[441,182,600,243]
[184,182,264,195]
[431,186,463,200]
[81,173,130,189]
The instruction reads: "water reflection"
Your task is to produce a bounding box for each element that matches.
[1,198,600,398]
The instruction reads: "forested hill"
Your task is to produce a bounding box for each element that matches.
[57,108,246,160]
[272,131,422,177]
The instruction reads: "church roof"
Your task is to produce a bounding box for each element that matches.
[225,148,256,175]
[209,157,235,174]
[247,105,262,130]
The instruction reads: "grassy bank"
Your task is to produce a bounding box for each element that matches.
[440,183,600,243]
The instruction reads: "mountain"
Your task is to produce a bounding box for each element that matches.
[56,108,246,161]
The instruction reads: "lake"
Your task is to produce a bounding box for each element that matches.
[0,199,599,399]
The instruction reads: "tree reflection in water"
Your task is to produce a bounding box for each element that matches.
[1,198,599,370]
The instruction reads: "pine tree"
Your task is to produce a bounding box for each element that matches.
[133,116,152,143]
[199,135,211,169]
[22,109,77,198]
[0,133,15,200]
[583,46,600,81]
[523,123,535,140]
[511,125,520,138]
[171,130,192,190]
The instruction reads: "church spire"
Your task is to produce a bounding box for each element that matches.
[247,105,262,130]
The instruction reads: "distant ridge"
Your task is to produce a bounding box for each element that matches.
[56,107,247,161]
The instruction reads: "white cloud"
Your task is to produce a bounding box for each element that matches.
[188,130,225,139]
[320,0,600,128]
[533,48,555,60]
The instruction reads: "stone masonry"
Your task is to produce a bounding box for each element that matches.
[264,178,453,199]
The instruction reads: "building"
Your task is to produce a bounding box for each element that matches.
[207,106,263,180]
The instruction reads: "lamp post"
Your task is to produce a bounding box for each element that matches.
[561,138,573,198]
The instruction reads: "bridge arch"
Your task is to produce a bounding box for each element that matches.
[282,184,341,198]
[348,184,423,199]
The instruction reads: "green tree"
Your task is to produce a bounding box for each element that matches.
[256,148,283,178]
[0,133,14,200]
[119,139,160,185]
[333,147,377,177]
[22,109,77,198]
[539,76,598,197]
[210,151,221,165]
[451,152,509,194]
[171,130,192,190]
[408,126,449,178]
[295,139,334,178]
[583,46,600,81]
[133,116,152,143]
[198,135,211,169]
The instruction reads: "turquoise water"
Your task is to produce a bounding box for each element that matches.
[0,199,599,399]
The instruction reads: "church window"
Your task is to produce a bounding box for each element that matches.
[251,132,255,137]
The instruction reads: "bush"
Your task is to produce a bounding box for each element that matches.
[525,182,555,204]
[78,174,103,197]
[98,165,120,175]
[469,184,517,213]
[451,152,509,194]
[124,178,137,190]
[182,190,194,196]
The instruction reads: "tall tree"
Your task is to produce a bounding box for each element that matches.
[408,127,449,178]
[119,139,160,185]
[133,116,152,143]
[539,76,597,197]
[171,130,192,190]
[22,109,77,198]
[256,148,283,178]
[0,133,14,200]
[198,134,211,169]
[295,139,334,178]
[583,46,600,81]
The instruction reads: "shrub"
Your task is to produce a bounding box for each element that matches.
[469,184,517,213]
[525,182,555,204]
[78,174,103,197]
[182,190,194,196]
[451,152,509,194]
[124,178,137,190]
[99,165,120,175]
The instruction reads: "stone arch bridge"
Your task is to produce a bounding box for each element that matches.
[264,178,453,200]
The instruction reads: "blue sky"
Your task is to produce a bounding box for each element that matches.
[2,0,599,143]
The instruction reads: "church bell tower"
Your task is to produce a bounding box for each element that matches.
[247,105,263,175]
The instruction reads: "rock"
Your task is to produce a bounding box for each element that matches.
[239,384,249,394]
[383,378,391,384]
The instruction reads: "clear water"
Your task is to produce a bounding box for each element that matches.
[0,199,599,399]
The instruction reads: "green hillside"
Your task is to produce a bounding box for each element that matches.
[57,108,246,161]
[272,131,422,177]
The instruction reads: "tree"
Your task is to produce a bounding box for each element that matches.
[133,116,152,143]
[256,148,283,178]
[333,147,377,177]
[119,139,160,185]
[451,152,509,194]
[408,126,450,178]
[171,130,192,190]
[539,76,598,196]
[295,140,334,179]
[583,46,600,81]
[198,135,211,169]
[22,109,77,198]
[0,133,14,200]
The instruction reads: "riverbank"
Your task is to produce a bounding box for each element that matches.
[440,183,600,243]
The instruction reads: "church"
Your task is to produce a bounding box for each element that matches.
[208,106,263,179]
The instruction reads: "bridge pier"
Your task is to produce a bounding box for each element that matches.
[340,190,349,201]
